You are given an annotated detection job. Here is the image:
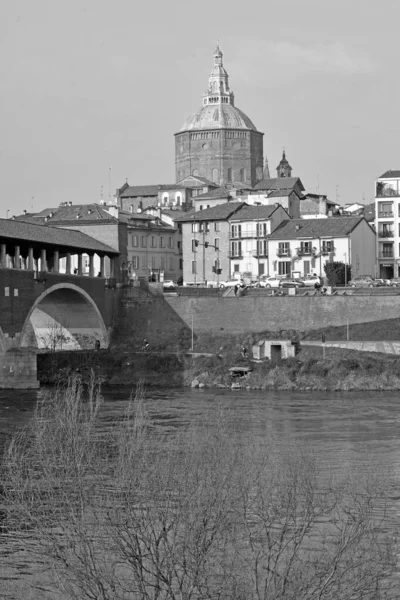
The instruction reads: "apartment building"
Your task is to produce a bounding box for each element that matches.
[375,170,400,278]
[268,217,376,279]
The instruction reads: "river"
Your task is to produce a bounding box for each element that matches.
[1,386,400,597]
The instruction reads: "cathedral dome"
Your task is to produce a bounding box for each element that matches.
[180,104,257,132]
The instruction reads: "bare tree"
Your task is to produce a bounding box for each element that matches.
[1,379,397,599]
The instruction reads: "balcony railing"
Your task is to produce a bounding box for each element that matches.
[378,230,394,238]
[378,212,394,218]
[228,252,243,259]
[253,252,268,258]
[321,246,335,255]
[376,187,400,198]
[296,247,314,256]
[276,249,291,257]
[229,230,268,239]
[380,251,394,258]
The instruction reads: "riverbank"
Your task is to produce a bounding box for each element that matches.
[37,337,400,391]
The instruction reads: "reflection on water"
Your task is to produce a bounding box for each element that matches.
[1,386,400,596]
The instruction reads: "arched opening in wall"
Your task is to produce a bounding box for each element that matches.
[175,194,182,205]
[20,284,108,351]
[227,168,233,182]
[163,194,169,205]
[212,168,219,183]
[192,169,199,177]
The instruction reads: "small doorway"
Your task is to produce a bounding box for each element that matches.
[270,344,282,364]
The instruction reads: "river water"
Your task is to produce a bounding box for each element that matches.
[1,386,400,596]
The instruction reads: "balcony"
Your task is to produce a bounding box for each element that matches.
[296,247,315,256]
[378,230,394,238]
[376,184,400,198]
[321,246,335,255]
[276,249,291,257]
[379,250,394,258]
[228,252,243,259]
[253,251,268,258]
[229,230,269,239]
[377,212,394,218]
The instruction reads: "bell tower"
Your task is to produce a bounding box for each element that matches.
[277,151,292,178]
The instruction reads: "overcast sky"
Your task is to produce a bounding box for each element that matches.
[1,0,399,215]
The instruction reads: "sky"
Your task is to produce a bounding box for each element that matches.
[1,0,400,216]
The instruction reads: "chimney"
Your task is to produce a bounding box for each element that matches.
[45,216,49,222]
[23,209,27,215]
[49,212,53,218]
[88,209,92,215]
[295,224,300,231]
[69,201,72,206]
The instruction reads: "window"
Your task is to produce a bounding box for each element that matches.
[132,257,139,269]
[179,259,183,269]
[169,257,174,270]
[214,238,219,250]
[299,242,312,254]
[192,260,197,274]
[303,260,310,275]
[212,168,218,183]
[177,241,181,250]
[231,224,241,238]
[175,194,182,205]
[257,240,267,256]
[160,256,165,269]
[240,168,246,182]
[191,222,199,233]
[192,239,197,252]
[322,240,334,252]
[141,256,147,268]
[233,264,240,272]
[192,169,199,176]
[141,236,147,248]
[168,237,173,248]
[231,241,242,257]
[278,261,291,276]
[256,222,268,237]
[227,168,233,182]
[199,222,210,232]
[378,202,394,217]
[200,205,203,210]
[151,256,156,269]
[132,235,138,247]
[160,237,164,248]
[214,222,220,232]
[151,237,156,248]
[259,263,265,276]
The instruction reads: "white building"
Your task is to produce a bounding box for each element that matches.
[375,170,400,279]
[268,217,376,279]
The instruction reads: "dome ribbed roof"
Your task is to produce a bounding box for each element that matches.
[180,104,257,132]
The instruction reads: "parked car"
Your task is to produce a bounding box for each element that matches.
[280,278,305,288]
[348,276,379,288]
[373,278,390,286]
[389,277,400,287]
[163,280,178,289]
[300,275,322,287]
[254,276,281,289]
[219,278,244,289]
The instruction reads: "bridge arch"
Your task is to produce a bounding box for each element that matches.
[20,283,108,351]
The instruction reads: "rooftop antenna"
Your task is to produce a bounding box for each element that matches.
[336,185,340,204]
[108,166,112,200]
[316,174,320,194]
[100,185,104,201]
[31,196,35,212]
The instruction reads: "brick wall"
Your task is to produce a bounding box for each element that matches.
[163,295,400,335]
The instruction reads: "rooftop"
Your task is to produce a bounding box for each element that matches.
[119,185,160,198]
[253,177,305,193]
[174,202,248,222]
[0,218,119,254]
[14,203,117,225]
[269,217,369,240]
[378,170,400,179]
[229,205,284,221]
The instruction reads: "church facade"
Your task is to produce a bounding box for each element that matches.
[175,45,264,188]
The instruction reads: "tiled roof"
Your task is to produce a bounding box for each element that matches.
[158,184,186,191]
[229,205,282,221]
[194,187,232,200]
[0,218,119,254]
[379,170,400,179]
[119,185,160,197]
[174,202,248,222]
[15,204,117,225]
[269,217,368,240]
[253,177,305,193]
[161,209,187,220]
